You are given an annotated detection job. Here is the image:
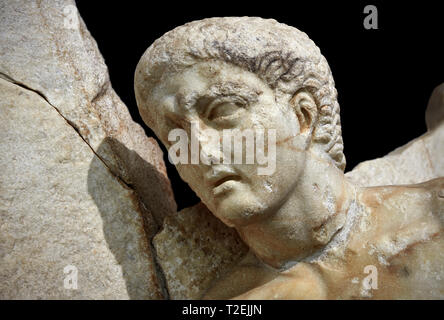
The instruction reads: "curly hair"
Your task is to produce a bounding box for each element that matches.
[135,17,346,171]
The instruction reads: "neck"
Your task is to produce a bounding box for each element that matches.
[236,152,356,269]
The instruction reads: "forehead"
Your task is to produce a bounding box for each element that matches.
[151,60,267,114]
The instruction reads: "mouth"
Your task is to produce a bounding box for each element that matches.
[206,172,241,197]
[212,175,241,188]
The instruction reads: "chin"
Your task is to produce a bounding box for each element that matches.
[212,192,271,228]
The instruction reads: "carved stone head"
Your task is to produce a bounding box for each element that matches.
[135,17,345,228]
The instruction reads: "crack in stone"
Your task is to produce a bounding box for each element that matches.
[149,237,171,300]
[91,81,110,105]
[0,71,171,299]
[0,71,129,188]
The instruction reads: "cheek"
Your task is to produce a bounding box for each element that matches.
[263,153,301,195]
[176,165,202,193]
[238,146,303,206]
[176,164,218,209]
[250,137,306,204]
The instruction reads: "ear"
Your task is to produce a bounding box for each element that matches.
[290,90,318,134]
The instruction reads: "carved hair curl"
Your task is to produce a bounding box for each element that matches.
[135,17,346,171]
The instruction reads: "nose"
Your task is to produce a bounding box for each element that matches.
[193,121,223,165]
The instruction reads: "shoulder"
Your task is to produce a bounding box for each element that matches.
[360,177,444,223]
[351,178,443,260]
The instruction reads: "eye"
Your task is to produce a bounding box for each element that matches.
[208,102,239,120]
[206,100,245,122]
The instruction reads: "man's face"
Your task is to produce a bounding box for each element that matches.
[149,60,308,227]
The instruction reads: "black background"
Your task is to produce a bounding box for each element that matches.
[76,0,443,210]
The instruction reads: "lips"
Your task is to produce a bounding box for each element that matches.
[205,168,241,189]
[212,175,241,188]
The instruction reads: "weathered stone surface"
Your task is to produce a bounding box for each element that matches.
[346,83,444,187]
[0,78,161,299]
[136,17,444,299]
[153,203,248,299]
[0,0,176,224]
[156,81,444,299]
[232,179,444,300]
[0,0,175,299]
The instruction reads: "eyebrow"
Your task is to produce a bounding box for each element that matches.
[180,81,262,112]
